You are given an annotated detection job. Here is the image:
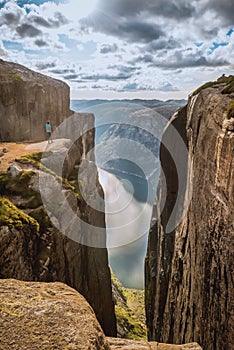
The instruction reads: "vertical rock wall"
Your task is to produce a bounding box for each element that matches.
[146,86,234,350]
[0,59,71,142]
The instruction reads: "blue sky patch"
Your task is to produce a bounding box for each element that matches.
[227,28,234,37]
[3,41,24,51]
[209,41,229,54]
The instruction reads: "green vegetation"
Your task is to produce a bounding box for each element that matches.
[227,100,234,119]
[0,198,39,231]
[16,153,82,200]
[0,170,42,209]
[10,73,22,81]
[192,75,234,96]
[111,271,147,341]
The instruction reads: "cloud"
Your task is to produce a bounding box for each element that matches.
[0,1,25,26]
[50,68,75,74]
[108,64,141,74]
[81,72,132,81]
[100,43,118,54]
[152,52,230,69]
[99,0,196,20]
[145,38,181,53]
[63,73,79,80]
[157,82,179,92]
[204,0,234,26]
[34,39,48,47]
[29,12,69,28]
[36,62,56,70]
[81,15,165,43]
[16,23,42,38]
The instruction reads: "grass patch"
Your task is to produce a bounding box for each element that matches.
[227,100,234,119]
[0,198,39,231]
[111,270,147,341]
[16,153,82,201]
[192,75,234,96]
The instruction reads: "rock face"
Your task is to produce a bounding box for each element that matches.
[145,82,234,350]
[108,338,202,350]
[0,160,116,336]
[0,59,71,142]
[0,279,202,350]
[0,279,110,350]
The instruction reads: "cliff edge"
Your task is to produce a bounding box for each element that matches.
[145,77,234,350]
[0,59,71,142]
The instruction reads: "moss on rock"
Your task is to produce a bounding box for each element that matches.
[0,169,42,209]
[0,198,39,231]
[227,99,234,119]
[192,75,234,96]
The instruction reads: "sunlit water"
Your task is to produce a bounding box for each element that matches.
[99,169,153,289]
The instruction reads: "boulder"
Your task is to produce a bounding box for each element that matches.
[0,279,110,350]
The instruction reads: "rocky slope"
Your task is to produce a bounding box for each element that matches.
[145,77,234,350]
[0,279,202,350]
[111,272,147,340]
[0,59,71,142]
[0,147,116,336]
[0,59,116,336]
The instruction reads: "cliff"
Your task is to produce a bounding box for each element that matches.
[0,279,202,350]
[145,77,234,350]
[0,59,71,142]
[0,150,116,336]
[0,59,116,336]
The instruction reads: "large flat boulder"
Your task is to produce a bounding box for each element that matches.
[0,279,110,350]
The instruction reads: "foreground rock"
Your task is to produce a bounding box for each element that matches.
[146,77,234,350]
[0,279,110,350]
[108,338,202,350]
[0,279,202,350]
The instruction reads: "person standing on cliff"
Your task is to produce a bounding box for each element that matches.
[45,120,53,143]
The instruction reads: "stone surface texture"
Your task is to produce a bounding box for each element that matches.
[145,85,234,350]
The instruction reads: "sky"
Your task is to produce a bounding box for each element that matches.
[0,0,234,100]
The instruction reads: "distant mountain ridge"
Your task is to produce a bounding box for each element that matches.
[71,98,187,113]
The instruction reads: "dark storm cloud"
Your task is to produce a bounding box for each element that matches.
[204,0,234,25]
[30,12,69,28]
[99,0,196,19]
[36,62,56,70]
[145,38,181,53]
[151,52,230,69]
[16,23,42,38]
[81,15,164,43]
[100,43,118,54]
[34,39,48,47]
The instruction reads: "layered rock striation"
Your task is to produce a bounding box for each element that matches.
[145,79,234,350]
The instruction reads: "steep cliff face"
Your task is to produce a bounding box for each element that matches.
[0,157,117,336]
[0,59,117,336]
[0,59,71,142]
[146,81,234,350]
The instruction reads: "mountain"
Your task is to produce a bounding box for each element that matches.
[145,76,234,350]
[71,98,186,114]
